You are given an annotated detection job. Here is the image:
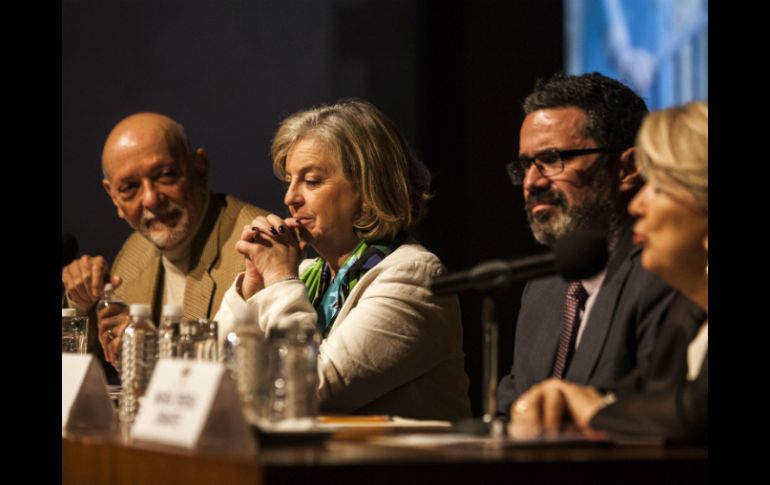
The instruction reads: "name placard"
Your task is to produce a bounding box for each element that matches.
[62,353,117,434]
[132,360,255,454]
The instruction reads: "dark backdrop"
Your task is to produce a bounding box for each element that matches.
[62,0,563,416]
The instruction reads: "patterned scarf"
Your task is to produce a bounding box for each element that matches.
[300,235,404,335]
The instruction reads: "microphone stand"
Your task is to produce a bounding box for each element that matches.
[434,232,608,437]
[455,290,506,438]
[481,295,500,427]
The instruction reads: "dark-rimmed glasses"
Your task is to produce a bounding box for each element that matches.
[506,147,617,186]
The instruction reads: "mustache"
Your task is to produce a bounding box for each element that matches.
[525,189,567,212]
[140,203,184,227]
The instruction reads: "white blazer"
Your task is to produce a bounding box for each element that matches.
[216,242,471,421]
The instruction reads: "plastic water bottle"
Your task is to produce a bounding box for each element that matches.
[96,283,129,366]
[158,304,183,359]
[118,303,158,424]
[97,283,129,315]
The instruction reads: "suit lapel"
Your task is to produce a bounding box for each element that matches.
[183,196,222,319]
[124,259,162,309]
[115,236,162,309]
[566,225,636,383]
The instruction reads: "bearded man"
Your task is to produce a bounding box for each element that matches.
[496,73,679,420]
[62,113,267,369]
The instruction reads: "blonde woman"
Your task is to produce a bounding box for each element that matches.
[216,99,471,420]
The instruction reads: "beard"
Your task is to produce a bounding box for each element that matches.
[525,168,623,247]
[135,199,193,250]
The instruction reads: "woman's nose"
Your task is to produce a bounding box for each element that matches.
[284,182,303,208]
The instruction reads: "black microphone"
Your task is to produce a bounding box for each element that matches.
[430,231,608,295]
[62,232,79,266]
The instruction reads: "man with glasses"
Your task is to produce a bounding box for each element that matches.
[496,73,679,425]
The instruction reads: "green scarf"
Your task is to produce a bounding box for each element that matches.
[300,236,404,334]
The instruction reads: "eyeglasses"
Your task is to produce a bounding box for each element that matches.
[506,147,617,186]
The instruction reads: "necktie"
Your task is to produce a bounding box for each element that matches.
[551,281,589,378]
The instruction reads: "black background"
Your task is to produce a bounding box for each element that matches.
[62,0,564,416]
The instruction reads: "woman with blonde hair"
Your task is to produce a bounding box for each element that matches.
[509,101,708,444]
[216,98,471,420]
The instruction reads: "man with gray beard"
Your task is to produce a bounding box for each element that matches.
[62,113,267,370]
[495,73,679,423]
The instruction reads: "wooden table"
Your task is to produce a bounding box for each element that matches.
[62,430,707,485]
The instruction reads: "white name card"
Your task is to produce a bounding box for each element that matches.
[62,353,117,434]
[131,360,255,454]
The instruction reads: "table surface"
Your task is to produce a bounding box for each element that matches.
[62,426,708,485]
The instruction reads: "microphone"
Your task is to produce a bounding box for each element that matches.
[62,232,79,266]
[430,231,608,295]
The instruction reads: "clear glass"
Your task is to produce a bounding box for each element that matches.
[62,315,89,354]
[196,319,218,361]
[224,331,271,426]
[177,319,218,361]
[264,321,320,429]
[177,319,199,359]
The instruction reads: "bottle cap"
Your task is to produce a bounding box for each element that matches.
[129,303,151,317]
[162,303,183,318]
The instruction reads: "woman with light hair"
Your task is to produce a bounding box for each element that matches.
[508,101,708,444]
[216,98,471,420]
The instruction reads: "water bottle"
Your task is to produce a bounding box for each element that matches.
[266,320,320,428]
[61,308,88,354]
[158,304,183,359]
[97,283,129,365]
[118,303,159,424]
[196,319,218,361]
[97,283,129,315]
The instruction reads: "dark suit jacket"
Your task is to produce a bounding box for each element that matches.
[591,294,708,444]
[496,223,678,418]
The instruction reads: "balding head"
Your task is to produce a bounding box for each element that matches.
[100,112,209,251]
[102,113,194,180]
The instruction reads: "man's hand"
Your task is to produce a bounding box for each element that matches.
[97,300,130,368]
[62,255,122,309]
[508,378,608,439]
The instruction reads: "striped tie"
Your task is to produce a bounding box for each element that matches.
[551,281,589,379]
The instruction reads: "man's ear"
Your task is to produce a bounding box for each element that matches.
[618,146,640,193]
[102,178,126,220]
[192,147,209,186]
